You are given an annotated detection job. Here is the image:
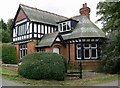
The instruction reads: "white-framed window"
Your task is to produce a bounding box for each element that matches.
[76,44,82,59]
[59,21,71,32]
[84,44,90,59]
[91,44,98,59]
[53,47,60,54]
[76,43,98,60]
[17,23,27,36]
[20,43,27,59]
[84,44,98,59]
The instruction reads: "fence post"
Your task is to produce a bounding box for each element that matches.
[79,60,82,78]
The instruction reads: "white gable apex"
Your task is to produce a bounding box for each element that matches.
[56,37,61,41]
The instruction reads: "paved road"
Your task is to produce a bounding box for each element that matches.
[1,78,25,86]
[92,80,120,87]
[0,76,119,87]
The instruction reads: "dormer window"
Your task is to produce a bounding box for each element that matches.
[59,21,71,32]
[58,19,78,32]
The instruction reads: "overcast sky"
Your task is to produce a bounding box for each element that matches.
[0,0,102,28]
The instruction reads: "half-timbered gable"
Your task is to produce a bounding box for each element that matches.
[12,4,67,43]
[12,3,106,70]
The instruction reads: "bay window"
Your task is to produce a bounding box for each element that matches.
[76,43,98,60]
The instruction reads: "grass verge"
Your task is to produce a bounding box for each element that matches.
[1,68,119,86]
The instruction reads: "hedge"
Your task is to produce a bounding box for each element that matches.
[2,43,17,64]
[18,52,67,81]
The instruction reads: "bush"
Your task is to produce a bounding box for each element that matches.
[2,43,17,64]
[18,52,67,81]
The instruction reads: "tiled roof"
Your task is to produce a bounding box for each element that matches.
[36,32,59,47]
[20,4,67,25]
[62,16,105,40]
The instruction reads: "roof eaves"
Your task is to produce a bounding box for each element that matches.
[20,4,68,19]
[19,4,31,22]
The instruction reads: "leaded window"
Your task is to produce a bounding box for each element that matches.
[76,43,98,60]
[76,44,82,59]
[59,21,71,32]
[20,43,27,59]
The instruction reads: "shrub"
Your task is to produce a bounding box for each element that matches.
[18,52,67,81]
[2,43,17,64]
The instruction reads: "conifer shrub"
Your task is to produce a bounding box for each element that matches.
[2,43,17,64]
[18,52,67,81]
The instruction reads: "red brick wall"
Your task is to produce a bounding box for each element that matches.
[45,48,51,52]
[27,41,36,54]
[70,44,75,62]
[66,43,100,70]
[43,43,67,59]
[14,41,36,63]
[52,43,67,58]
[16,9,27,22]
[74,60,100,70]
[14,44,20,63]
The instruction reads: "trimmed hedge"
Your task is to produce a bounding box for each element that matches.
[18,52,67,81]
[2,43,17,64]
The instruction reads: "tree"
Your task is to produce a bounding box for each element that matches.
[97,1,120,74]
[7,18,13,38]
[7,18,13,31]
[96,1,120,32]
[0,18,13,43]
[0,29,11,43]
[0,19,7,30]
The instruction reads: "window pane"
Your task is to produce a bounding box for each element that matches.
[60,24,62,31]
[53,48,60,54]
[20,50,22,58]
[63,25,66,31]
[91,44,96,47]
[84,44,89,47]
[78,49,81,58]
[63,23,66,31]
[77,44,81,48]
[85,49,89,58]
[91,49,96,57]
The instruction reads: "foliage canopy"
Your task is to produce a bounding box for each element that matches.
[97,1,120,74]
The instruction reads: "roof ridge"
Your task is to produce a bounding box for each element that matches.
[70,15,81,18]
[20,4,68,19]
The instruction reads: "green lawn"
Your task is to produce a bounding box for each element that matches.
[1,68,118,86]
[0,68,18,76]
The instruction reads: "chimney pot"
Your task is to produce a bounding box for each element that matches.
[79,3,90,19]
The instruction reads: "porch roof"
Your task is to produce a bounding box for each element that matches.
[36,32,59,48]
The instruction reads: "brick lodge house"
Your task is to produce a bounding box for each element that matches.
[12,3,106,70]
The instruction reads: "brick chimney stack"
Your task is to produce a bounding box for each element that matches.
[79,3,90,19]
